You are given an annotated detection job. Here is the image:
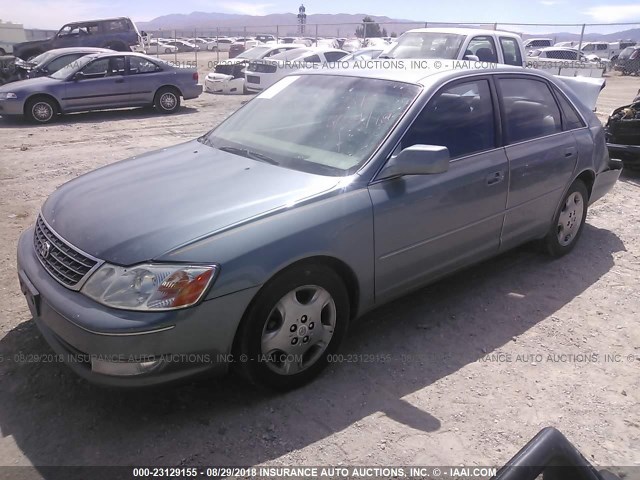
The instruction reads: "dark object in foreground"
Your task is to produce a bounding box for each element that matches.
[493,427,620,480]
[605,96,640,169]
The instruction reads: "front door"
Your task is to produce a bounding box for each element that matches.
[63,56,129,111]
[369,77,509,301]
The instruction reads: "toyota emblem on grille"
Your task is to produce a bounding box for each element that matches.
[39,241,51,259]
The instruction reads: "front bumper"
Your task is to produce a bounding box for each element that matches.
[204,75,245,94]
[606,143,640,165]
[0,98,25,116]
[16,226,260,387]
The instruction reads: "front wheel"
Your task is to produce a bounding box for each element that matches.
[544,180,588,257]
[154,87,181,113]
[235,264,350,390]
[25,96,57,124]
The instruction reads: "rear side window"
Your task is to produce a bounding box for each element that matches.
[304,54,321,63]
[499,37,523,66]
[128,57,161,74]
[402,79,496,158]
[545,50,578,60]
[324,51,347,62]
[499,78,562,144]
[103,19,130,32]
[553,88,585,130]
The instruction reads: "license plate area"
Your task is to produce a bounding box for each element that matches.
[19,270,40,318]
[247,75,260,84]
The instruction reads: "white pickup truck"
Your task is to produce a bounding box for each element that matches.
[382,28,527,66]
[377,28,605,110]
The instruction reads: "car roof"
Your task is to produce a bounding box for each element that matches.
[539,47,579,52]
[405,27,519,37]
[66,17,131,24]
[296,61,550,87]
[41,47,112,55]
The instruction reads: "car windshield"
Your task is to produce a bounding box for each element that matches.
[238,46,272,59]
[620,47,635,58]
[200,75,420,176]
[384,32,465,59]
[48,54,96,79]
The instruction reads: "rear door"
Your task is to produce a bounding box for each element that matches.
[63,56,129,110]
[497,75,578,250]
[126,56,163,104]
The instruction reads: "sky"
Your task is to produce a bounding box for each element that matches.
[3,0,640,30]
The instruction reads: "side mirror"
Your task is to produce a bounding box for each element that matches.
[464,54,479,61]
[378,144,450,180]
[73,71,85,81]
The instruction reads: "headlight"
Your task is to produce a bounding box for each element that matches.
[0,92,18,99]
[82,263,219,311]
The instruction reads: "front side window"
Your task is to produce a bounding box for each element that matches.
[499,77,562,144]
[402,79,496,158]
[467,36,498,62]
[500,37,523,66]
[201,75,420,175]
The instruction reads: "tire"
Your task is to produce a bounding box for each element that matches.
[543,180,588,257]
[234,263,350,390]
[25,96,57,124]
[0,48,6,56]
[164,48,172,54]
[154,87,181,113]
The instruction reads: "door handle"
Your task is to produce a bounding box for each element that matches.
[114,78,124,83]
[486,171,505,185]
[564,147,576,158]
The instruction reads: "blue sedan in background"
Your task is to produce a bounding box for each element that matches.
[0,52,202,123]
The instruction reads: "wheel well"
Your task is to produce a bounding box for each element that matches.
[24,94,60,116]
[576,170,595,199]
[103,41,127,51]
[229,255,361,359]
[155,85,183,98]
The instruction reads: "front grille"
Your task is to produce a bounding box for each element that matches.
[33,215,99,289]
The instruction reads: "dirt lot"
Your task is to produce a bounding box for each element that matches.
[0,60,638,477]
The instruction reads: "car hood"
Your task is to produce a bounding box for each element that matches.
[0,75,61,92]
[41,140,342,265]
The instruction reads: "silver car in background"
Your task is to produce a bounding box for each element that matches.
[0,52,202,123]
[17,64,620,390]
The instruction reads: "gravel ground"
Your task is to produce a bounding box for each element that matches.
[0,62,638,477]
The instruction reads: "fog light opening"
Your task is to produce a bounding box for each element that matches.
[90,357,163,377]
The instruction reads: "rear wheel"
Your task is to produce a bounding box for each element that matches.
[543,180,588,257]
[154,87,181,113]
[164,47,172,54]
[235,264,350,390]
[25,96,57,124]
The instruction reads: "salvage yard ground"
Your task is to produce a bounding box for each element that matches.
[0,54,638,473]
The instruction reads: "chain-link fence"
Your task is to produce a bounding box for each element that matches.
[134,21,640,78]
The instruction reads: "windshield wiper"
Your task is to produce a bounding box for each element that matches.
[218,146,279,165]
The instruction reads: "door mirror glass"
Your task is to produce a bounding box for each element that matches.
[378,145,450,180]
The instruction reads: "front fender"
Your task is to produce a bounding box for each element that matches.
[157,187,375,317]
